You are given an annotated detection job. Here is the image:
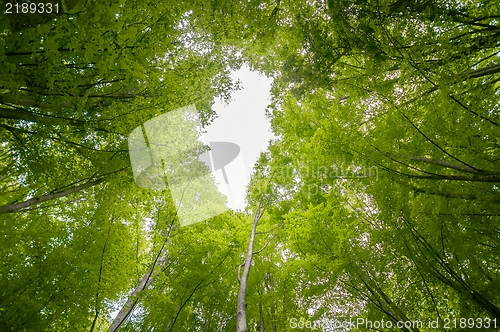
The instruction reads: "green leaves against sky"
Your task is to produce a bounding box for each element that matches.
[0,0,499,331]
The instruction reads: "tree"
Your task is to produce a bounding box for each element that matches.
[0,0,243,218]
[242,0,500,325]
[236,196,270,332]
[0,0,244,330]
[1,0,499,330]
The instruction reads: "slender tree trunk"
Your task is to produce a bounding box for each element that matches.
[405,173,500,182]
[268,274,277,332]
[407,155,487,174]
[359,273,420,332]
[0,178,104,214]
[107,246,170,332]
[0,89,139,112]
[236,216,259,332]
[90,224,113,332]
[236,201,267,332]
[0,94,52,108]
[385,153,500,181]
[468,63,500,78]
[0,107,83,126]
[0,167,128,214]
[410,186,500,203]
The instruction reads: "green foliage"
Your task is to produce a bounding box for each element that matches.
[1,0,499,330]
[247,0,500,327]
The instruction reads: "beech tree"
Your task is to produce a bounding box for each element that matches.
[246,0,500,327]
[1,0,499,330]
[0,0,242,330]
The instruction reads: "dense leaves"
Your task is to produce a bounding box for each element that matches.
[1,0,499,331]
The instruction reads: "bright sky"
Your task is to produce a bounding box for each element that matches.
[202,66,274,210]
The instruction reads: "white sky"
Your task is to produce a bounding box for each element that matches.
[202,66,274,210]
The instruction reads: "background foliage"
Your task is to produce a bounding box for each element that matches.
[0,0,499,331]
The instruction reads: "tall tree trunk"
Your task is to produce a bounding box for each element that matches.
[359,273,420,332]
[0,167,128,214]
[236,200,267,332]
[0,165,130,214]
[236,215,259,332]
[407,155,488,174]
[0,107,79,125]
[107,245,170,332]
[0,178,104,214]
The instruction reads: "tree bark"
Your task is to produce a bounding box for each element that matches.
[107,246,170,332]
[468,63,500,78]
[236,201,267,332]
[0,178,104,214]
[0,94,52,108]
[359,273,420,332]
[405,173,500,182]
[408,155,487,174]
[0,167,128,214]
[0,107,82,126]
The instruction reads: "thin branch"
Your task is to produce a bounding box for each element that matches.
[253,232,280,255]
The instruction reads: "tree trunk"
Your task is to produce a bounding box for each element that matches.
[407,155,485,174]
[359,273,420,332]
[468,63,500,78]
[0,178,104,214]
[107,246,170,332]
[236,217,258,332]
[0,167,128,214]
[0,94,52,108]
[236,201,266,332]
[0,107,84,126]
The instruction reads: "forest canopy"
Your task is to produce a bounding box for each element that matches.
[0,0,499,331]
